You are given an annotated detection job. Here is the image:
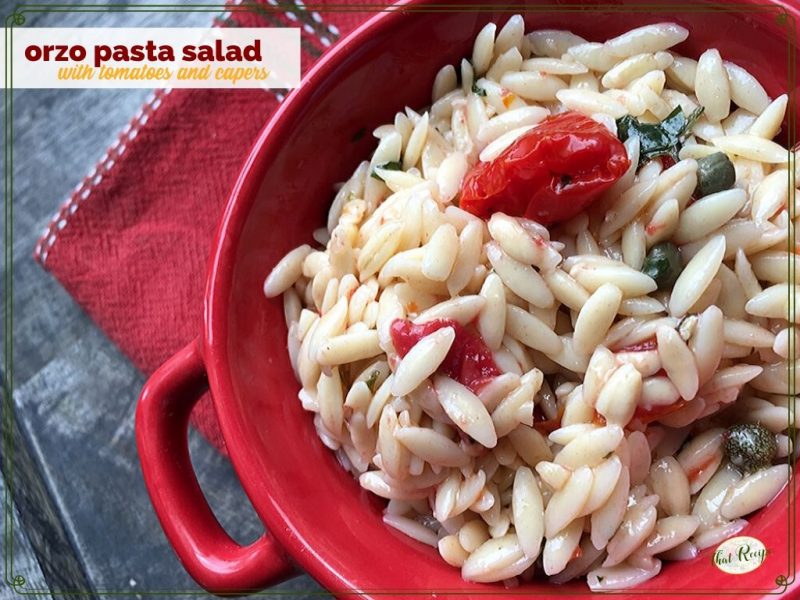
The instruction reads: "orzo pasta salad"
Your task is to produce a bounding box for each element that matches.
[264,17,794,591]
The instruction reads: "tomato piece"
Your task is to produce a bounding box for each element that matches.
[618,337,657,352]
[533,417,561,435]
[634,399,688,425]
[459,112,630,224]
[533,404,564,435]
[592,410,607,426]
[685,454,719,484]
[389,318,500,393]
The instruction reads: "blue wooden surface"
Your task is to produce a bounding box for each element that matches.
[4,6,329,598]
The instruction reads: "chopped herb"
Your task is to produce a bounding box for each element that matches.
[371,161,403,181]
[472,82,487,97]
[616,105,704,167]
[365,369,381,392]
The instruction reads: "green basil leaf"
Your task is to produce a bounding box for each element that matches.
[685,106,705,132]
[365,369,381,392]
[616,106,705,167]
[371,160,403,181]
[659,105,687,138]
[616,115,638,142]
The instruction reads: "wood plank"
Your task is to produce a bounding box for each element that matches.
[7,5,328,597]
[2,374,95,596]
[12,348,326,596]
[0,468,50,598]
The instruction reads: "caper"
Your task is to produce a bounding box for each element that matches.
[695,152,736,198]
[641,242,682,291]
[724,423,777,472]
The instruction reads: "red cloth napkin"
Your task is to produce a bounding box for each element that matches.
[34,1,382,453]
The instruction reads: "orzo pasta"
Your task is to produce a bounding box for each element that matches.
[264,17,794,591]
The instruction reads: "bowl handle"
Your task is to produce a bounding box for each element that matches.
[135,337,295,593]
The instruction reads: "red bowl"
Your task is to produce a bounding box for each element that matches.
[136,0,800,597]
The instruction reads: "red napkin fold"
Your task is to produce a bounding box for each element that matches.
[34,1,382,452]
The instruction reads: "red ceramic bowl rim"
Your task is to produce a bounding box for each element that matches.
[203,4,420,591]
[202,0,800,593]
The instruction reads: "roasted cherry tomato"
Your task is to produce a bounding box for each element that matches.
[459,112,630,224]
[390,318,500,393]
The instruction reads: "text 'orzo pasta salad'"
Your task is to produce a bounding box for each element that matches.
[264,17,794,591]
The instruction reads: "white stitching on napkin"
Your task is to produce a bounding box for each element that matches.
[34,0,340,266]
[34,83,292,266]
[266,0,338,47]
[34,88,174,265]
